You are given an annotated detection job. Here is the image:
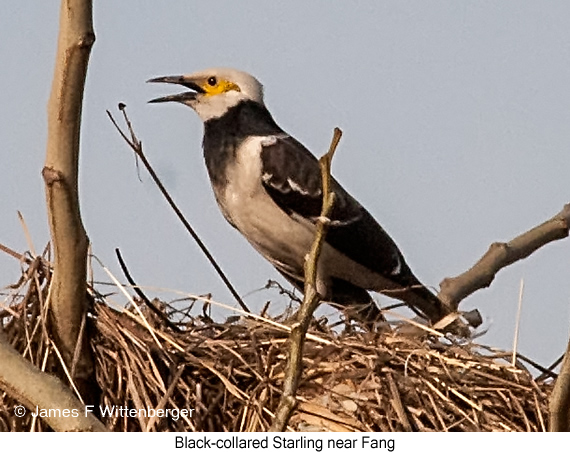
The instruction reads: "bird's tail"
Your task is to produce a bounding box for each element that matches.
[387,284,448,323]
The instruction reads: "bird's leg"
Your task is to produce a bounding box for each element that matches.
[324,278,388,332]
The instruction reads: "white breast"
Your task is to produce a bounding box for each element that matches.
[215,136,315,280]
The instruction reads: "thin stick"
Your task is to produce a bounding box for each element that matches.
[107,107,249,313]
[17,211,37,257]
[511,278,524,367]
[92,255,164,351]
[0,242,28,262]
[536,354,564,382]
[115,248,181,332]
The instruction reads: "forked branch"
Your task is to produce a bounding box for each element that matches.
[439,203,570,310]
[269,128,341,432]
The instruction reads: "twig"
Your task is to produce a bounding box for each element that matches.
[388,372,413,431]
[92,255,165,352]
[511,353,557,380]
[0,243,30,263]
[115,248,181,332]
[511,278,524,366]
[536,354,564,382]
[270,127,341,432]
[549,333,570,431]
[145,364,186,432]
[17,211,37,258]
[439,203,570,310]
[106,106,249,314]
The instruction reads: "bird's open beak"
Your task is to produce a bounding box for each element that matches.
[147,76,205,104]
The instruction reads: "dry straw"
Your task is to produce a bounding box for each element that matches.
[0,254,552,432]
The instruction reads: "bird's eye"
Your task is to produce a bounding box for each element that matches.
[207,76,217,86]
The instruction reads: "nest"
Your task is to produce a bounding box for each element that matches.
[0,255,553,432]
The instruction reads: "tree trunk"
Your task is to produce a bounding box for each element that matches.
[43,0,95,397]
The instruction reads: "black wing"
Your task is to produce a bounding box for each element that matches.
[260,134,408,280]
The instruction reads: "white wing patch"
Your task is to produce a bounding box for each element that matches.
[390,253,402,276]
[260,133,290,147]
[261,172,273,183]
[287,177,314,196]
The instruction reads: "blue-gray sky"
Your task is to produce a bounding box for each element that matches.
[2,1,569,368]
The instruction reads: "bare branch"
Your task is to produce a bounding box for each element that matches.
[439,203,570,310]
[41,0,94,385]
[270,128,341,432]
[0,331,106,432]
[550,336,570,431]
[107,108,250,314]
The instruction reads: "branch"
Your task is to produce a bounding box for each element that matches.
[439,203,570,310]
[107,106,250,314]
[270,128,341,432]
[0,331,106,432]
[41,0,94,384]
[550,336,570,431]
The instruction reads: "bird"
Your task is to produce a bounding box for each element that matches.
[148,67,447,325]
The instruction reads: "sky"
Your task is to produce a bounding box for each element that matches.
[1,1,569,370]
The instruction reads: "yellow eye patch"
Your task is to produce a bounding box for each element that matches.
[202,79,241,96]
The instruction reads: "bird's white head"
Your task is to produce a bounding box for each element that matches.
[148,67,264,122]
